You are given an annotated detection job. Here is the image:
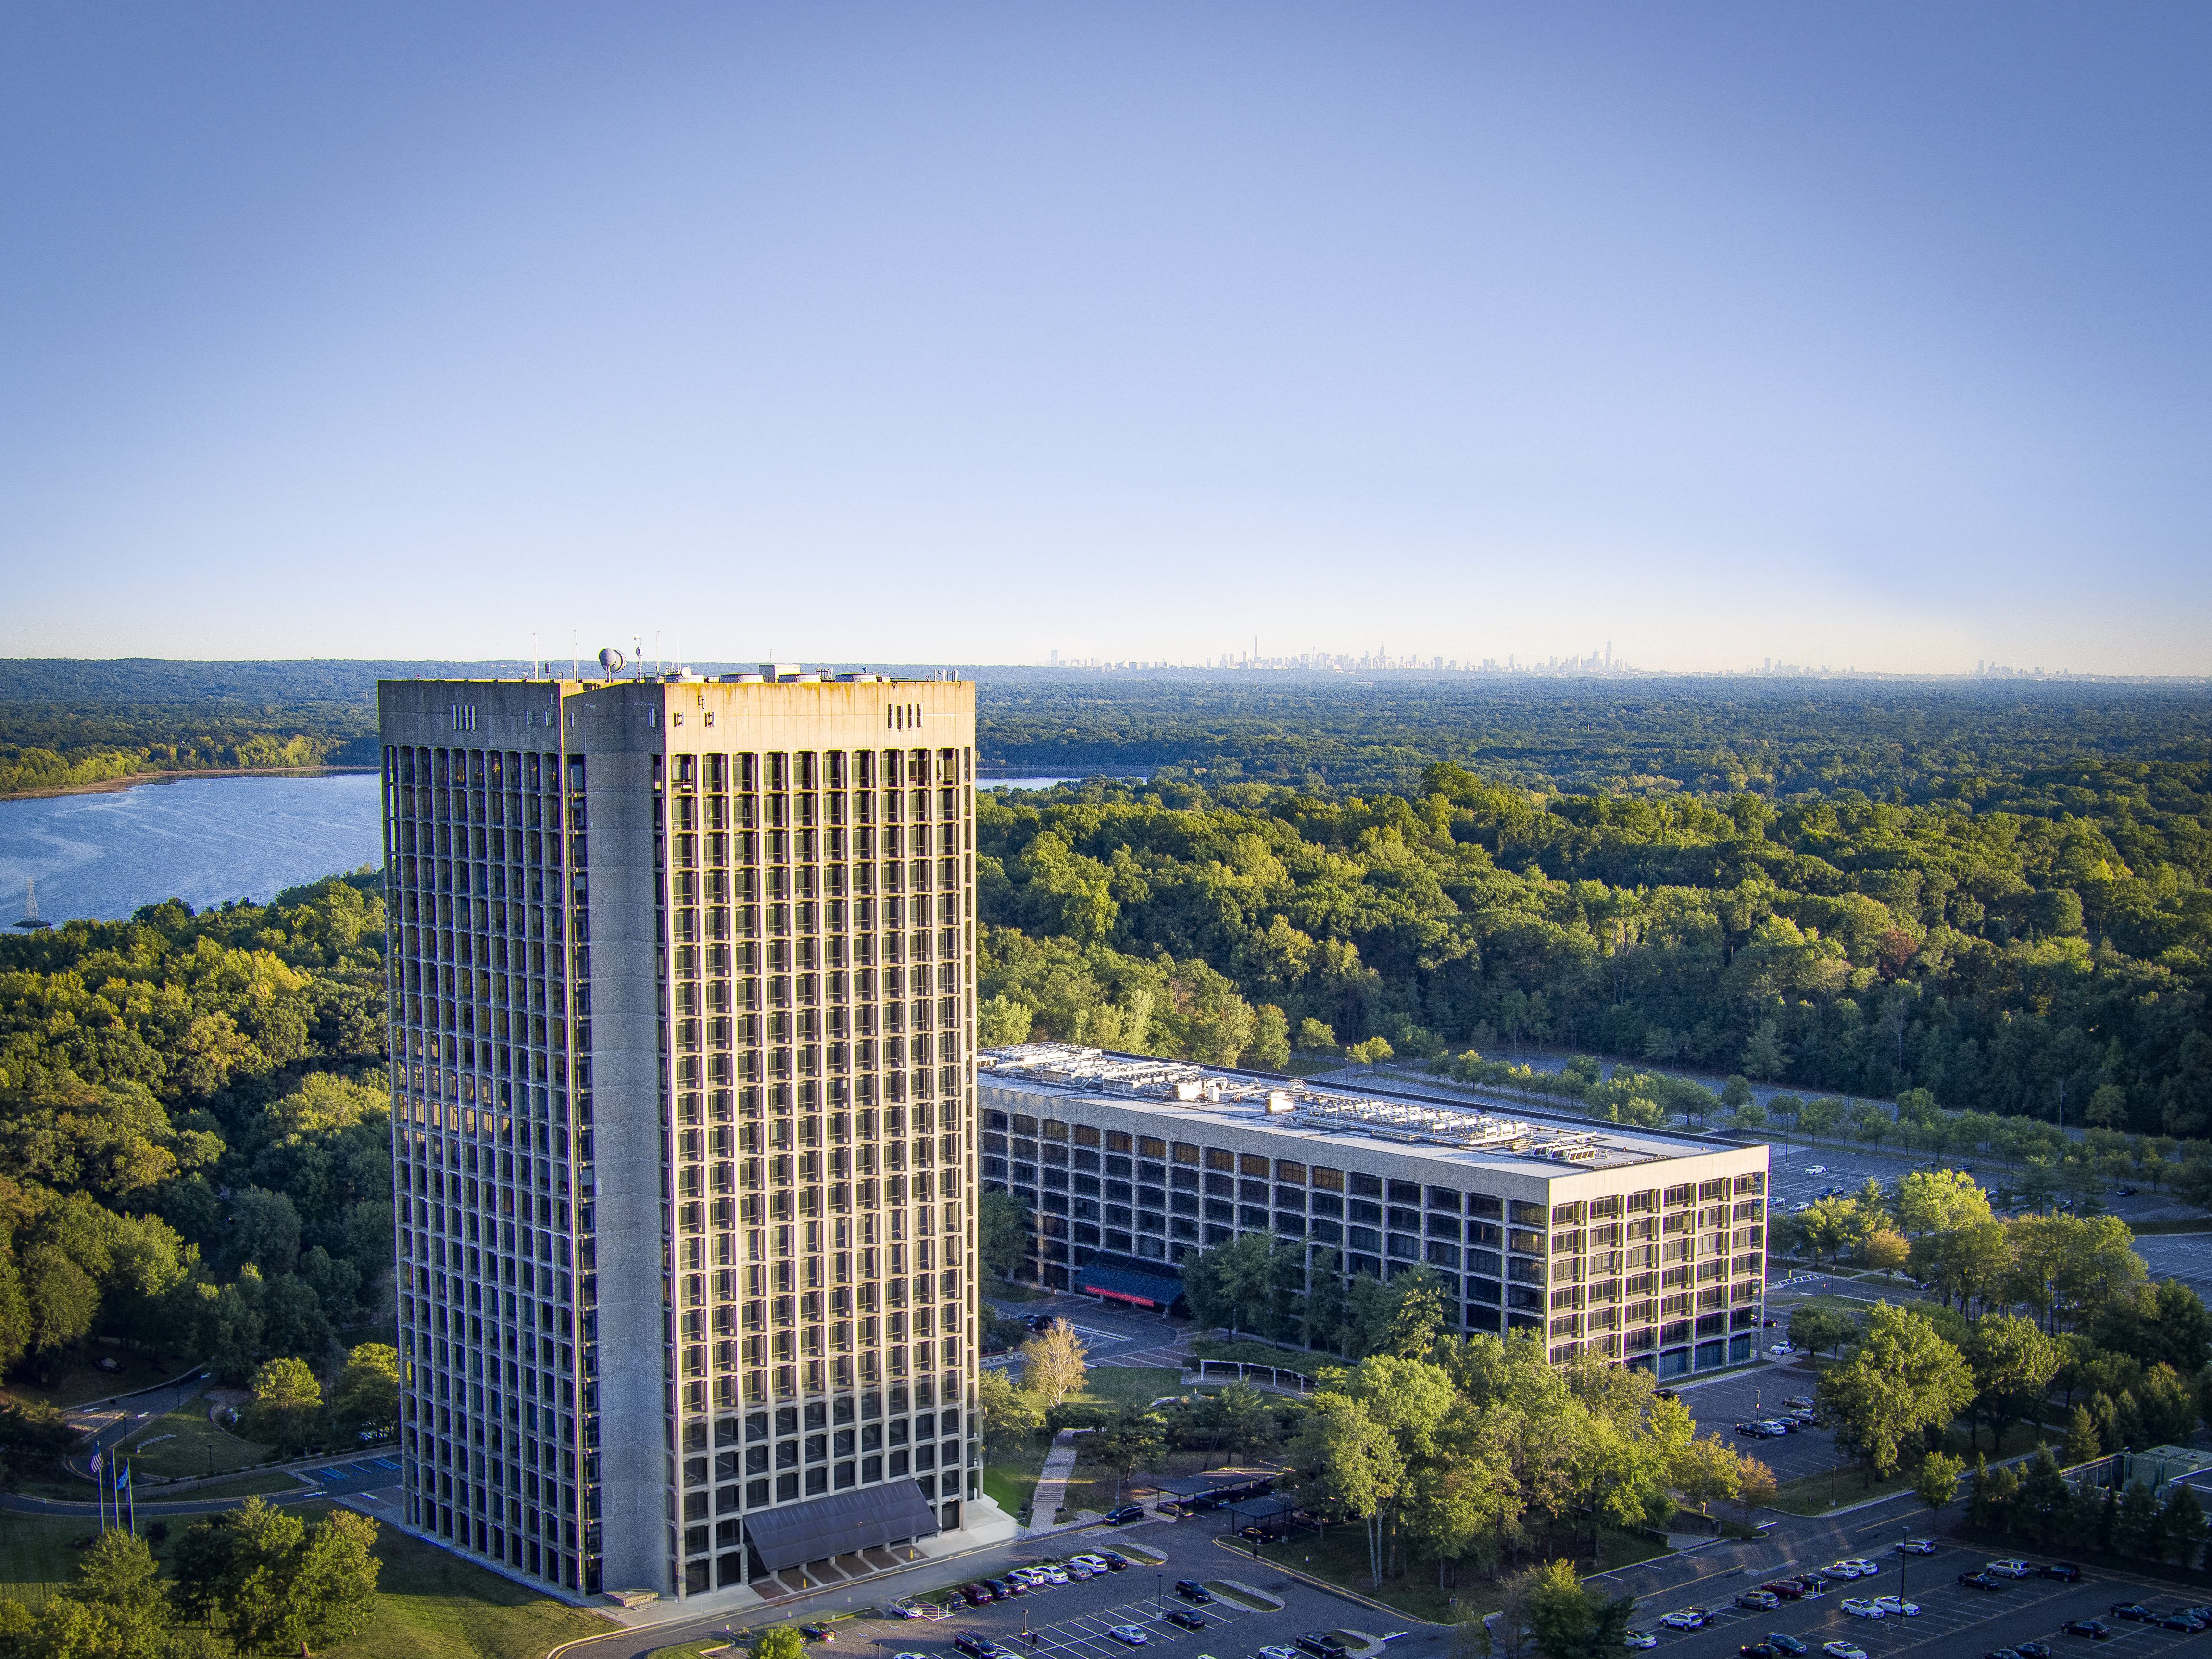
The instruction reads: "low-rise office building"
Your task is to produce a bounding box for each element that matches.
[980,1044,1769,1375]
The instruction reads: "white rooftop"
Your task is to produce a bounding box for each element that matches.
[979,1043,1727,1173]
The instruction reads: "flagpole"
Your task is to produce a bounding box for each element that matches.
[91,1447,104,1533]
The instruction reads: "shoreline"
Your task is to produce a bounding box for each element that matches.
[1,765,378,804]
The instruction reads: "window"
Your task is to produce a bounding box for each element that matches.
[1205,1148,1233,1172]
[1275,1160,1306,1183]
[1139,1137,1166,1159]
[1172,1143,1199,1166]
[1239,1153,1269,1177]
[1309,1166,1343,1192]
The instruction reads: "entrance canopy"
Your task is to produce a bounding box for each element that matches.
[743,1481,941,1574]
[1075,1262,1185,1308]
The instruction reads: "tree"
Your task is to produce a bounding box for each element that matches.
[1347,1036,1394,1071]
[1967,1314,2064,1451]
[1296,1017,1337,1055]
[0,1254,30,1375]
[1896,1169,1993,1234]
[2064,1404,2101,1465]
[1861,1229,1910,1280]
[1741,1021,1789,1080]
[1787,1306,1856,1359]
[2112,1481,2162,1558]
[246,1355,323,1454]
[1525,1557,1634,1659]
[1304,1248,1349,1353]
[978,993,1035,1047]
[978,1189,1033,1285]
[1913,1450,1964,1522]
[1670,1433,1742,1517]
[2159,1483,2207,1569]
[1018,1320,1087,1406]
[1721,1075,1754,1111]
[1293,1391,1405,1586]
[288,1509,382,1647]
[1797,1098,1839,1145]
[65,1527,171,1657]
[1089,1409,1167,1503]
[329,1342,398,1440]
[1250,1004,1292,1069]
[22,1244,99,1357]
[977,1367,1044,1457]
[754,1629,808,1659]
[1817,1304,1975,1480]
[1734,1457,1777,1529]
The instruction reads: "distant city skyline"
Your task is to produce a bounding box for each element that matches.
[3,3,2208,674]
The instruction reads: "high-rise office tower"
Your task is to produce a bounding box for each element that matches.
[377,667,1000,1605]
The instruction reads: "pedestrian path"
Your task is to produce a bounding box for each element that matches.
[1028,1428,1091,1527]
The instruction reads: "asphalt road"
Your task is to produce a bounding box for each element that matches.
[61,1366,215,1479]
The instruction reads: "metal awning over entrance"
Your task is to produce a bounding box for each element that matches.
[743,1481,941,1574]
[1075,1262,1185,1308]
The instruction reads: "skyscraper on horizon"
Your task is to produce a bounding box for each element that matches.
[377,666,1002,1608]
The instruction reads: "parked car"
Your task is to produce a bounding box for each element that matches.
[1260,1647,1304,1659]
[959,1585,992,1607]
[2154,1611,2207,1632]
[1957,1571,2005,1592]
[1296,1635,1348,1659]
[1741,1644,1777,1658]
[1766,1637,1807,1656]
[2036,1563,2081,1582]
[2060,1621,2111,1640]
[1834,1559,1879,1577]
[1872,1598,1920,1618]
[1736,1591,1780,1612]
[1660,1610,1710,1631]
[1797,1574,1830,1596]
[798,1628,835,1643]
[1986,1559,2034,1579]
[1769,1342,1800,1356]
[1840,1598,1884,1620]
[1763,1581,1805,1600]
[1174,1580,1213,1604]
[1107,1628,1149,1647]
[1098,1552,1130,1571]
[2016,1644,2052,1658]
[1897,1538,1937,1556]
[1622,1634,1657,1651]
[1165,1611,1207,1633]
[953,1636,997,1659]
[1105,1504,1144,1525]
[2106,1604,2153,1622]
[1985,1650,2023,1659]
[1820,1645,1866,1659]
[1806,1165,1828,1174]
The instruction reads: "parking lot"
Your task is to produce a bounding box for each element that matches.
[1670,1371,1838,1483]
[1634,1541,2208,1659]
[2127,1234,2212,1307]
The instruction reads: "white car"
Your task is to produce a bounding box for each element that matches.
[1896,1539,1936,1555]
[1260,1648,1304,1659]
[1108,1628,1149,1648]
[1834,1559,1879,1576]
[1872,1598,1919,1618]
[1823,1561,1865,1579]
[1985,1558,2033,1578]
[1769,1342,1799,1356]
[1041,1568,1070,1584]
[1841,1599,1884,1620]
[1623,1635,1658,1652]
[1822,1645,1867,1659]
[1069,1554,1110,1571]
[1805,1165,1828,1174]
[1660,1610,1709,1631]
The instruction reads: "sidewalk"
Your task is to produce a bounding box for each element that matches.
[1028,1428,1093,1529]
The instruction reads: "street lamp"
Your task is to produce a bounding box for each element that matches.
[1897,1525,1908,1614]
[1156,1574,1163,1619]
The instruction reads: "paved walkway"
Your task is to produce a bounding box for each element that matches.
[1029,1428,1091,1527]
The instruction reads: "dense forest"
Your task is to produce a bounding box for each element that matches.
[0,876,391,1385]
[974,757,2212,1140]
[10,658,2211,804]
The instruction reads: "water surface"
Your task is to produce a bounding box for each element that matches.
[0,773,383,925]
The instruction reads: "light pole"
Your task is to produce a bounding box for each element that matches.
[1896,1526,1908,1615]
[1156,1574,1163,1619]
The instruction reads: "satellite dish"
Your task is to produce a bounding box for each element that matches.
[598,647,624,674]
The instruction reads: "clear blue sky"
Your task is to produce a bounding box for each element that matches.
[3,3,2206,673]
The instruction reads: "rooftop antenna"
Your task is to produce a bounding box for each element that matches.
[571,632,579,679]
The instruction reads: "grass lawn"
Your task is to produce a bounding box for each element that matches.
[1188,1337,1328,1371]
[150,1470,308,1501]
[125,1393,272,1479]
[0,1511,100,1606]
[989,1367,1186,1521]
[0,1350,181,1412]
[318,1505,614,1659]
[1768,1420,2056,1516]
[1,1499,610,1659]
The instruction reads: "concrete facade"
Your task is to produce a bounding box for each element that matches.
[378,669,996,1606]
[980,1046,1770,1376]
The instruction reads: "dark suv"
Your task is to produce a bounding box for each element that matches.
[1174,1581,1213,1604]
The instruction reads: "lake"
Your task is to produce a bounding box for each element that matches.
[0,767,1110,927]
[0,773,385,926]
